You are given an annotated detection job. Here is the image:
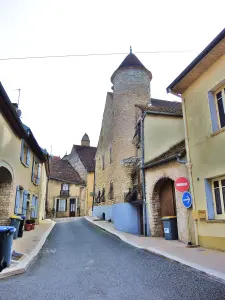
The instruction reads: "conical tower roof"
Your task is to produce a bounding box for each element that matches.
[82,133,90,142]
[111,48,152,82]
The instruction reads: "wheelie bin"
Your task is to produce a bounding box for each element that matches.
[16,215,26,238]
[10,216,22,239]
[161,216,178,240]
[0,226,16,271]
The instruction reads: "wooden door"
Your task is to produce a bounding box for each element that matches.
[69,198,76,217]
[160,179,176,218]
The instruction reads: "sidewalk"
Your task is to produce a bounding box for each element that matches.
[85,216,225,283]
[0,219,55,279]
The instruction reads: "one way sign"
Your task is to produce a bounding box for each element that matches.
[182,191,192,208]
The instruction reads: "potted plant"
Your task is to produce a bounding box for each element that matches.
[30,219,35,230]
[24,219,32,231]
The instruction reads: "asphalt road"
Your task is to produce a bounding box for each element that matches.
[1,218,225,300]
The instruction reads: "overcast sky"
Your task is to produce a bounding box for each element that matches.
[0,0,224,156]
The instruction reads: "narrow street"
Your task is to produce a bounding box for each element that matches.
[1,219,225,300]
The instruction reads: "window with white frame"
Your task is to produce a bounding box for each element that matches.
[212,177,225,218]
[62,183,69,191]
[215,87,225,129]
[57,199,66,212]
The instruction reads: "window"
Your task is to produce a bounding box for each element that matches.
[62,183,69,191]
[32,158,41,185]
[212,177,225,219]
[102,155,105,170]
[101,188,105,202]
[57,199,66,212]
[20,139,30,167]
[108,181,114,200]
[109,146,112,164]
[215,88,225,129]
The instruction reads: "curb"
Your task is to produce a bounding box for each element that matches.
[84,217,225,284]
[0,220,56,279]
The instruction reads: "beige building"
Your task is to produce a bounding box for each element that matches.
[64,134,96,216]
[167,28,225,250]
[136,100,195,244]
[47,156,84,218]
[94,50,152,235]
[0,82,49,225]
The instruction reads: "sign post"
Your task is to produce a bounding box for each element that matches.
[175,177,190,193]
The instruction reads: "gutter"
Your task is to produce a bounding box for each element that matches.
[144,154,179,169]
[145,111,182,117]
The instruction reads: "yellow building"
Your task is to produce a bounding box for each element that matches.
[65,134,96,216]
[135,100,195,244]
[47,156,84,218]
[0,82,49,225]
[167,28,225,251]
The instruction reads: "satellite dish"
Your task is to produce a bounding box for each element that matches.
[17,109,22,118]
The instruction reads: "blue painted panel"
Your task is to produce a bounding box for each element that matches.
[208,91,219,132]
[113,203,141,235]
[93,205,113,221]
[204,179,215,220]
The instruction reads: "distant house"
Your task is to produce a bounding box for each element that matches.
[64,134,96,216]
[167,28,225,251]
[47,156,84,218]
[0,82,49,225]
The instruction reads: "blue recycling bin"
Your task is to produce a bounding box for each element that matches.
[10,216,22,239]
[0,226,16,270]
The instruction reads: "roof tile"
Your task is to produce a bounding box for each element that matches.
[73,145,97,172]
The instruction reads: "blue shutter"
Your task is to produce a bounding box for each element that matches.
[208,92,219,132]
[31,195,36,218]
[20,139,24,162]
[34,197,39,218]
[204,179,215,220]
[26,149,31,166]
[14,186,20,214]
[36,164,41,185]
[22,190,28,215]
[31,159,35,182]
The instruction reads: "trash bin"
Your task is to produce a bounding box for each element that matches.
[0,226,16,270]
[17,215,26,238]
[161,216,178,240]
[10,216,22,240]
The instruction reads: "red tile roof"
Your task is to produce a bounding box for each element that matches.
[50,157,84,184]
[136,98,183,116]
[145,140,186,169]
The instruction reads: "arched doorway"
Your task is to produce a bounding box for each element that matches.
[150,177,177,237]
[0,166,14,220]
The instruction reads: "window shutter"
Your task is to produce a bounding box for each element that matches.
[20,139,24,162]
[204,179,215,220]
[26,148,31,166]
[34,197,39,218]
[36,164,41,185]
[31,195,36,218]
[31,159,35,182]
[208,92,219,132]
[14,186,20,214]
[22,190,28,215]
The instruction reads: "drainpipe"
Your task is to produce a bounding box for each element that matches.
[140,111,147,236]
[168,89,199,246]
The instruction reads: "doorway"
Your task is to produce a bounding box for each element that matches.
[69,198,76,217]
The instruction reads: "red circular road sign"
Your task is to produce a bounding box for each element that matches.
[175,177,190,193]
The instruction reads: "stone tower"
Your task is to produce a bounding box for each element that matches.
[110,49,152,202]
[81,133,90,147]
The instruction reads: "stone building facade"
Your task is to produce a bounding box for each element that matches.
[64,134,96,216]
[94,50,152,234]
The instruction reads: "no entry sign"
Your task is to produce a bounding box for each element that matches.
[175,177,190,193]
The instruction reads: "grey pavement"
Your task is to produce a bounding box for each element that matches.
[1,218,225,300]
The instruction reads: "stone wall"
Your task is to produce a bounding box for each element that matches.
[66,147,87,181]
[95,67,151,205]
[0,182,14,218]
[145,160,195,244]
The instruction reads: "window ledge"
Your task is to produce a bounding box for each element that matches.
[211,127,225,137]
[205,219,225,223]
[21,161,29,168]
